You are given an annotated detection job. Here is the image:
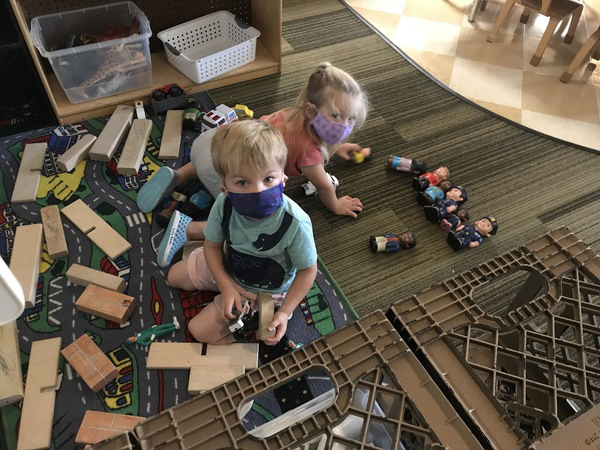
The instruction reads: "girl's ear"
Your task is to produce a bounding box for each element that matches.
[305,102,317,119]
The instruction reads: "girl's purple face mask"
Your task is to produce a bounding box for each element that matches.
[311,112,354,145]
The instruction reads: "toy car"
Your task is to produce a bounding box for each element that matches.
[302,173,339,196]
[151,83,185,102]
[234,104,254,118]
[201,104,238,132]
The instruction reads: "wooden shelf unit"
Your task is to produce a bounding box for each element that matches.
[9,0,281,124]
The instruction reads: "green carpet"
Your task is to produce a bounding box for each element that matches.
[205,0,600,317]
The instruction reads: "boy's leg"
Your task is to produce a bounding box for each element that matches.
[167,247,235,344]
[187,221,206,241]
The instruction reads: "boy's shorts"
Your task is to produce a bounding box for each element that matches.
[187,247,286,309]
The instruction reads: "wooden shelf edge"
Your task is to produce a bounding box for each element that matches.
[50,40,281,124]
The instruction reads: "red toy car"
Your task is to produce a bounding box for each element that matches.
[151,83,185,101]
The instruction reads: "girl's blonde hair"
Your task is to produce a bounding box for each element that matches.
[211,120,287,178]
[274,62,369,164]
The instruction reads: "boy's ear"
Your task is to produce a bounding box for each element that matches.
[283,175,288,187]
[220,182,228,195]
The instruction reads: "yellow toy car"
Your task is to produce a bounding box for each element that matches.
[234,104,254,119]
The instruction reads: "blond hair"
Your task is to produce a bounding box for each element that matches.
[271,62,369,164]
[211,120,287,178]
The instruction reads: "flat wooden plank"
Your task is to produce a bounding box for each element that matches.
[257,292,275,340]
[0,322,23,407]
[11,143,46,203]
[88,105,134,162]
[147,343,259,369]
[188,365,245,394]
[87,224,132,260]
[61,334,118,393]
[76,411,145,445]
[17,337,61,450]
[158,110,183,160]
[10,224,44,308]
[117,119,152,176]
[56,134,96,172]
[76,284,135,324]
[61,200,131,260]
[40,205,68,259]
[66,263,126,293]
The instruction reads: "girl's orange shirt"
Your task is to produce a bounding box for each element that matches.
[261,110,323,177]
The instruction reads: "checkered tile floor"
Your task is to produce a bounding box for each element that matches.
[346,0,600,152]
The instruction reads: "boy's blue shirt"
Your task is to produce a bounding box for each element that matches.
[204,193,317,294]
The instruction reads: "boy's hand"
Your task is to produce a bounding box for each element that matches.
[335,143,362,160]
[221,287,243,320]
[336,196,363,218]
[263,311,289,346]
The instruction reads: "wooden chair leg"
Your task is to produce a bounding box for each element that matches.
[488,0,516,42]
[564,6,583,44]
[480,0,487,11]
[560,27,600,83]
[530,17,560,66]
[520,7,531,24]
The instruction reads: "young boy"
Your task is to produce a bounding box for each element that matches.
[165,120,318,346]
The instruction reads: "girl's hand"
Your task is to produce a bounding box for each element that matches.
[263,311,290,346]
[336,196,363,218]
[335,143,362,160]
[220,287,243,320]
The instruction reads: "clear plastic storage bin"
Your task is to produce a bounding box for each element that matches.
[157,10,260,84]
[30,2,152,104]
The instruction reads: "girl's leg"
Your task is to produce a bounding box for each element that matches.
[176,162,198,185]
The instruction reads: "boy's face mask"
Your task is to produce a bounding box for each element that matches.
[311,109,354,145]
[227,182,285,219]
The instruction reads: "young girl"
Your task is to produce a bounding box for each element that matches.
[139,62,369,266]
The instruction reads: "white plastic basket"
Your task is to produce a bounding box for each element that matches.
[157,10,261,84]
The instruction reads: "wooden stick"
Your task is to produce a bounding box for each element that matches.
[158,110,183,160]
[40,205,68,259]
[66,263,126,293]
[88,105,134,162]
[61,200,131,260]
[10,224,44,308]
[11,143,46,203]
[147,343,258,369]
[56,134,97,172]
[17,337,61,450]
[117,119,152,175]
[0,322,23,407]
[257,292,275,340]
[76,284,136,324]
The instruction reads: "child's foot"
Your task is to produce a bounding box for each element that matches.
[137,166,179,213]
[156,211,192,267]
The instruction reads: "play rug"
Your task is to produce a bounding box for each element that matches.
[0,113,358,449]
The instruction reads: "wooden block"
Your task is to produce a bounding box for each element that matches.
[10,224,44,307]
[147,343,258,369]
[61,200,131,259]
[182,240,203,260]
[61,334,118,393]
[257,292,275,340]
[76,284,135,324]
[0,322,23,406]
[188,364,245,394]
[40,205,68,259]
[89,105,134,162]
[56,134,97,172]
[11,143,46,203]
[158,110,183,160]
[17,337,61,450]
[66,263,126,293]
[75,411,145,445]
[117,119,152,176]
